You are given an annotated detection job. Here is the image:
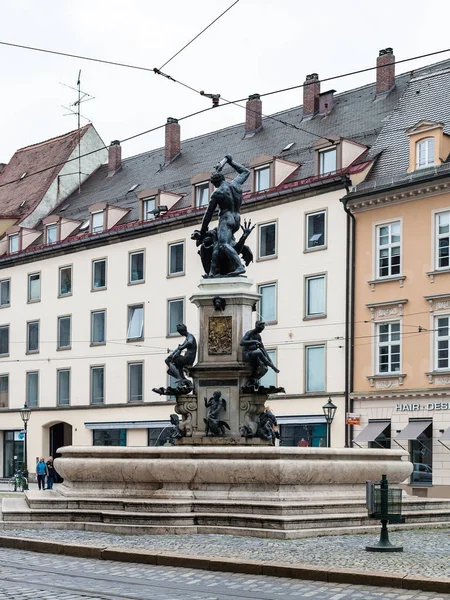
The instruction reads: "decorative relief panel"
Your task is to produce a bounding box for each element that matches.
[367,374,405,388]
[208,316,232,355]
[425,295,450,313]
[426,371,450,385]
[367,299,407,321]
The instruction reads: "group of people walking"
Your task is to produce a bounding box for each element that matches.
[35,456,57,490]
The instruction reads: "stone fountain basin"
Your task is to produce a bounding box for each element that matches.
[54,446,413,501]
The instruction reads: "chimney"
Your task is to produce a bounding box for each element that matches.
[165,117,181,163]
[319,90,336,115]
[376,48,395,95]
[245,93,262,135]
[303,73,320,117]
[107,140,122,177]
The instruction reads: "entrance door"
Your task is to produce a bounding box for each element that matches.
[49,423,72,482]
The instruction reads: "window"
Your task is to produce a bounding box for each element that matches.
[57,369,70,406]
[410,422,433,484]
[369,422,391,450]
[260,349,277,388]
[93,429,126,446]
[143,197,156,221]
[279,423,327,447]
[90,366,105,404]
[305,345,325,392]
[255,165,270,192]
[258,222,277,259]
[46,224,57,244]
[168,298,184,335]
[319,147,337,175]
[148,426,172,446]
[377,321,401,374]
[92,259,106,290]
[376,221,401,278]
[416,138,435,169]
[57,316,71,350]
[0,325,9,355]
[305,275,326,317]
[127,304,144,340]
[92,211,104,233]
[27,321,39,353]
[26,371,39,407]
[0,375,9,408]
[436,316,450,370]
[91,310,106,345]
[168,242,184,276]
[306,210,326,249]
[28,273,40,302]
[8,234,19,254]
[436,212,449,270]
[0,279,10,307]
[59,266,72,296]
[195,183,210,207]
[258,283,277,323]
[129,251,144,283]
[128,362,143,402]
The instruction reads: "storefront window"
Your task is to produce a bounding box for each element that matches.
[410,422,433,484]
[3,431,24,477]
[148,424,172,446]
[369,423,391,449]
[279,423,327,447]
[92,429,126,446]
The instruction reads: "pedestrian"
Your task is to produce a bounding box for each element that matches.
[36,457,46,491]
[46,456,56,489]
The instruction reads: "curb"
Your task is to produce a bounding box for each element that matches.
[0,535,448,594]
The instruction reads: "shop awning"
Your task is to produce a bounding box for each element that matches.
[277,415,327,425]
[395,420,432,440]
[439,427,450,441]
[353,421,389,443]
[84,420,171,430]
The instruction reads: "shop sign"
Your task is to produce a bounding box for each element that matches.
[346,413,360,425]
[395,402,450,411]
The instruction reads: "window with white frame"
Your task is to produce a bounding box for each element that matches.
[59,266,72,296]
[92,259,106,290]
[127,304,144,340]
[195,183,210,207]
[143,197,156,221]
[260,349,277,388]
[57,369,70,406]
[416,137,435,169]
[46,223,57,244]
[258,222,276,259]
[27,273,40,302]
[8,234,19,254]
[92,211,104,233]
[129,251,144,283]
[0,279,10,307]
[436,316,450,370]
[168,298,184,335]
[306,210,326,249]
[305,345,325,392]
[0,374,8,408]
[91,310,106,345]
[27,320,39,353]
[168,242,184,276]
[255,165,270,192]
[305,275,326,317]
[319,148,337,175]
[57,315,71,350]
[26,371,39,407]
[258,283,277,323]
[128,362,143,402]
[436,211,450,270]
[376,221,401,278]
[90,366,104,404]
[0,325,9,355]
[377,321,401,373]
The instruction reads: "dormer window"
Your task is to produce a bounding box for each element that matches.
[46,223,57,245]
[416,137,435,169]
[319,147,337,175]
[255,165,270,192]
[8,234,19,254]
[195,183,210,208]
[92,211,104,233]
[143,197,156,221]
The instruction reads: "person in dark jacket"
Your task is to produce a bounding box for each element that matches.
[46,456,56,489]
[36,457,46,490]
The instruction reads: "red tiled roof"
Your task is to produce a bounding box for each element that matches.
[0,124,91,220]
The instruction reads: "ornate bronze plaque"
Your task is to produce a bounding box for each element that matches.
[208,316,232,355]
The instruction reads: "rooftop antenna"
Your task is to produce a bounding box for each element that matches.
[61,70,95,194]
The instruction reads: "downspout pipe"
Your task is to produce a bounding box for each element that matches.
[340,177,355,448]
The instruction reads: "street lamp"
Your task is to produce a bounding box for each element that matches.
[322,397,337,448]
[19,403,31,476]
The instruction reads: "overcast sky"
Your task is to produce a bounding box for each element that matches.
[1,0,449,164]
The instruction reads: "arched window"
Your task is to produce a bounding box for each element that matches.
[416,137,435,169]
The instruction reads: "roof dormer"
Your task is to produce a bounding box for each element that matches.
[406,121,450,173]
[138,189,182,222]
[313,136,367,176]
[0,225,41,256]
[249,155,298,193]
[42,215,82,245]
[190,173,213,208]
[88,202,129,234]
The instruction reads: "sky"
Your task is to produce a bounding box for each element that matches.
[1,0,450,164]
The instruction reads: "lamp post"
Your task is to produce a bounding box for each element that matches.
[322,397,337,448]
[19,403,31,476]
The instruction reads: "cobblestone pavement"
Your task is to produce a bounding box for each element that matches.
[0,547,448,600]
[1,527,449,580]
